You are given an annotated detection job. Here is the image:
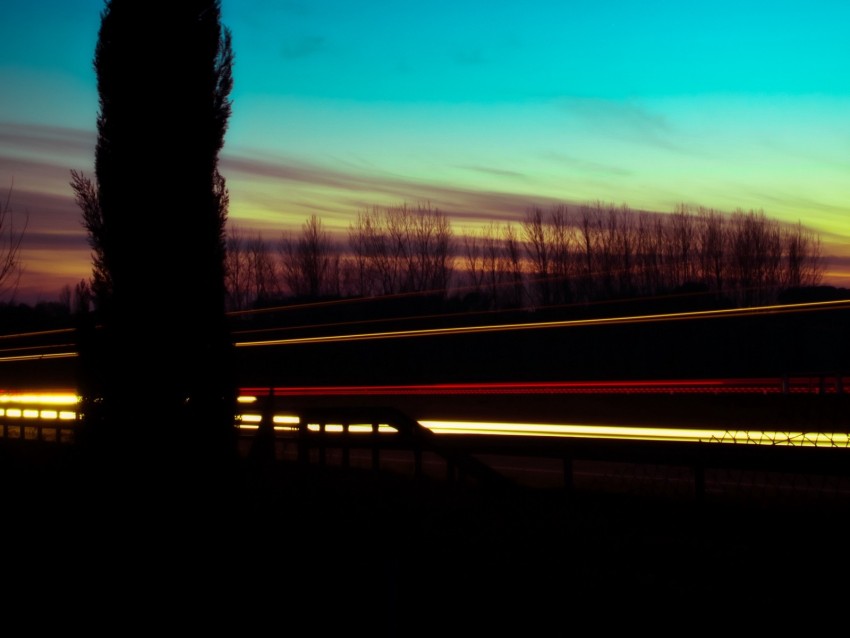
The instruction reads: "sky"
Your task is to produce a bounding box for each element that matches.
[1,0,849,303]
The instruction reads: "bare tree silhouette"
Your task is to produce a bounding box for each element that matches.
[281,214,340,299]
[78,0,238,490]
[0,183,26,302]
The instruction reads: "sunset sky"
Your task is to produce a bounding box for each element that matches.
[1,0,849,303]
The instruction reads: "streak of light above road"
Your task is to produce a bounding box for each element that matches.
[233,298,850,347]
[0,298,847,358]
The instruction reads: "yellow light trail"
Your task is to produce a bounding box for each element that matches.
[0,393,81,424]
[418,421,850,447]
[0,352,78,362]
[235,298,850,347]
[234,413,301,432]
[230,285,739,339]
[0,343,77,355]
[3,398,845,448]
[0,392,80,405]
[305,423,398,434]
[0,328,76,340]
[229,397,850,448]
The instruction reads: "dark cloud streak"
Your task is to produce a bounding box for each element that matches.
[280,35,325,59]
[0,122,95,157]
[222,152,575,226]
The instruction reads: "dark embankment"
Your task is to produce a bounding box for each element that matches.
[4,436,850,632]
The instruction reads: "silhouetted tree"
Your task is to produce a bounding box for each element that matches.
[58,281,92,316]
[522,206,553,308]
[280,214,340,298]
[503,223,526,308]
[80,0,238,490]
[225,225,251,311]
[667,204,697,288]
[728,209,781,305]
[695,207,726,294]
[782,221,823,289]
[346,208,379,297]
[0,183,26,302]
[549,204,575,304]
[224,222,282,311]
[347,203,453,297]
[408,203,453,295]
[576,204,600,301]
[70,170,111,311]
[463,221,524,309]
[223,197,827,322]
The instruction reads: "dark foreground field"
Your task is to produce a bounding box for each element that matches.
[3,439,850,634]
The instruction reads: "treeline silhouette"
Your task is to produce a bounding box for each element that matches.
[0,199,834,335]
[223,200,826,317]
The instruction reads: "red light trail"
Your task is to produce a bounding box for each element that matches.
[239,376,845,398]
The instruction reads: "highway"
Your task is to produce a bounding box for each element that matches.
[3,371,850,508]
[1,297,848,498]
[2,374,847,444]
[1,295,848,439]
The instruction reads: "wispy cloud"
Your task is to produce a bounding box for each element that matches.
[556,97,688,153]
[280,35,326,59]
[457,165,526,179]
[0,123,95,157]
[222,152,571,229]
[541,151,632,177]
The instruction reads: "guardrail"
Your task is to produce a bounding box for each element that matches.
[4,388,850,507]
[239,399,850,507]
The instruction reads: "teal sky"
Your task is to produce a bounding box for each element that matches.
[1,0,849,302]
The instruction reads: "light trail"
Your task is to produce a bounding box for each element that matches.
[229,287,760,339]
[0,351,78,362]
[233,375,850,448]
[0,391,80,421]
[224,271,778,322]
[0,327,76,340]
[4,369,845,449]
[234,298,850,348]
[0,343,78,355]
[238,376,843,397]
[232,410,850,448]
[3,388,846,449]
[0,392,80,405]
[417,420,850,447]
[232,309,469,338]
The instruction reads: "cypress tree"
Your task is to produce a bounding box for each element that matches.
[83,0,238,493]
